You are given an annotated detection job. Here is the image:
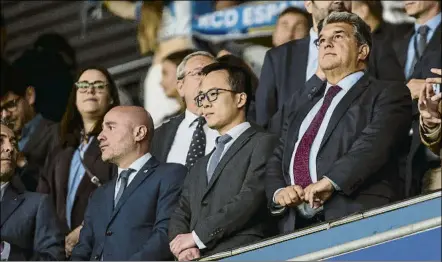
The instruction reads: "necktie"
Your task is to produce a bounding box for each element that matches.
[185,117,207,168]
[114,168,135,207]
[207,134,232,182]
[293,85,342,188]
[409,25,430,78]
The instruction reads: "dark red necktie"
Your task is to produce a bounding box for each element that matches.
[293,85,342,188]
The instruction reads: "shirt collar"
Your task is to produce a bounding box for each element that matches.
[21,114,43,138]
[309,27,318,43]
[117,152,152,177]
[183,109,201,127]
[223,122,251,142]
[1,182,9,200]
[326,71,365,92]
[414,13,441,32]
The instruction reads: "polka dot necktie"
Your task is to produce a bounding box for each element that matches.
[185,117,207,168]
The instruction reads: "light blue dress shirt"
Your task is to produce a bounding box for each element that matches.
[306,28,319,82]
[66,137,94,229]
[18,114,43,151]
[404,13,441,79]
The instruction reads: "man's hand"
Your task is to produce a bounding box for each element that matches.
[274,185,304,207]
[419,68,442,128]
[65,225,82,257]
[177,247,201,261]
[407,79,426,99]
[304,178,335,209]
[170,233,196,258]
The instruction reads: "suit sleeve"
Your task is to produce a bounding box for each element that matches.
[255,50,278,128]
[370,40,405,82]
[30,194,65,261]
[192,135,278,249]
[36,146,57,195]
[70,193,97,261]
[129,165,187,260]
[326,82,412,195]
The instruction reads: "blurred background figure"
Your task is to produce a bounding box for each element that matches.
[272,6,312,47]
[1,13,6,60]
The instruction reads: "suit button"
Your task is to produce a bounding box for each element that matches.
[106,230,113,236]
[308,94,312,100]
[94,255,99,260]
[312,86,317,92]
[202,201,208,206]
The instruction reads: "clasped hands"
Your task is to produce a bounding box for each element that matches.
[274,178,335,209]
[170,233,200,261]
[418,68,441,128]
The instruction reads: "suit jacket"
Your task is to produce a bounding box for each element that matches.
[1,183,65,261]
[151,113,185,162]
[19,117,59,192]
[37,135,116,234]
[168,126,278,256]
[255,35,405,128]
[265,74,412,234]
[420,112,442,167]
[70,157,187,261]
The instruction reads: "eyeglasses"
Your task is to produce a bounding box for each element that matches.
[75,81,108,93]
[0,98,21,113]
[178,69,204,80]
[194,88,240,107]
[314,31,349,48]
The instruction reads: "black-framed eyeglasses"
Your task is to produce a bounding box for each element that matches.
[194,88,240,107]
[0,98,21,113]
[75,81,108,93]
[177,69,204,80]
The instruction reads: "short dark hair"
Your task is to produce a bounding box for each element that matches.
[162,49,196,67]
[201,54,256,112]
[278,6,312,26]
[0,58,29,98]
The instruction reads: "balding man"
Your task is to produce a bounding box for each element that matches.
[71,106,187,261]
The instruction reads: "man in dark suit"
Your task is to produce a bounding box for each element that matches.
[391,1,441,197]
[151,51,219,168]
[71,106,187,261]
[265,12,412,234]
[0,62,58,191]
[169,55,278,260]
[255,0,405,128]
[1,120,65,261]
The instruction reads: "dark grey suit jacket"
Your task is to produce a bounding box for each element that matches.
[0,183,65,261]
[265,74,412,234]
[168,125,278,256]
[151,114,185,162]
[70,157,187,261]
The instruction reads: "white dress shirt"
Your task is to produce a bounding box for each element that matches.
[167,110,219,165]
[115,152,153,200]
[1,183,11,260]
[274,71,365,218]
[193,121,252,249]
[305,28,319,82]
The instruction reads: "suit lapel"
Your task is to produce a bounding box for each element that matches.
[319,75,370,151]
[394,28,414,70]
[109,157,160,223]
[424,24,441,54]
[1,186,25,227]
[54,147,76,209]
[292,37,309,94]
[201,127,256,200]
[162,114,185,161]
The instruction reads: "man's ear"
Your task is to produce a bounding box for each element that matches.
[358,44,370,62]
[24,86,36,106]
[236,93,247,109]
[133,125,148,142]
[176,80,185,98]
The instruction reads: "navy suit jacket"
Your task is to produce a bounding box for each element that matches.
[70,156,187,261]
[0,182,65,261]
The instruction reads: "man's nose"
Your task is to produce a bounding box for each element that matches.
[2,140,13,153]
[97,132,105,141]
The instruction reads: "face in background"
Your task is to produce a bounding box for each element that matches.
[197,70,247,133]
[98,109,136,164]
[272,12,310,47]
[404,1,440,18]
[177,56,214,111]
[317,22,369,72]
[305,1,352,24]
[0,124,18,182]
[1,88,35,134]
[160,59,179,98]
[75,69,113,119]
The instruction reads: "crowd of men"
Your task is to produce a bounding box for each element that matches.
[0,1,441,261]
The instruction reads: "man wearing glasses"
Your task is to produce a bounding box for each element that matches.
[151,51,219,169]
[168,55,278,260]
[0,61,58,191]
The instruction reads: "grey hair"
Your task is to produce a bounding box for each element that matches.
[176,51,215,80]
[318,11,372,50]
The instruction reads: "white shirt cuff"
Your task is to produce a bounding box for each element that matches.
[272,188,285,204]
[192,231,207,249]
[323,176,341,191]
[1,241,11,261]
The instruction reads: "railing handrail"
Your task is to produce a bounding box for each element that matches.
[108,55,153,76]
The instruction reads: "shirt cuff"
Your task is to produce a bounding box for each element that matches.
[192,231,207,249]
[421,119,441,141]
[323,176,341,191]
[272,188,285,204]
[1,241,11,261]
